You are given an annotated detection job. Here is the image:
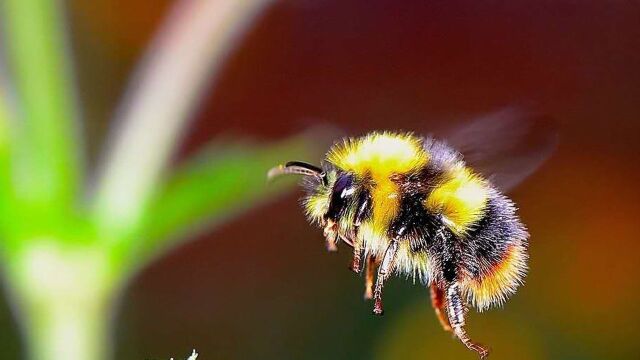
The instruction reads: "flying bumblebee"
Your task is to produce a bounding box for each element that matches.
[268,108,557,359]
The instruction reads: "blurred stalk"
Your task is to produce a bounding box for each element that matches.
[1,1,96,359]
[2,0,80,214]
[5,244,116,360]
[93,0,274,240]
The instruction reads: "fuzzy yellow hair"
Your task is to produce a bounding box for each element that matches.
[327,132,428,177]
[425,166,489,236]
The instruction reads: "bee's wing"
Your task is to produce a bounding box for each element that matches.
[442,107,558,192]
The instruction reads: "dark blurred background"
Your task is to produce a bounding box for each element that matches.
[2,1,639,359]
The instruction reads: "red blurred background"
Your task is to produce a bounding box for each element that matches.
[2,1,638,359]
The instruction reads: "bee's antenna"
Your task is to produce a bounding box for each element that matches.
[267,161,327,185]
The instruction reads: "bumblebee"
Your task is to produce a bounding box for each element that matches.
[268,109,556,358]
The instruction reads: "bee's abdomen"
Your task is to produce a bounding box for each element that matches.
[460,191,529,310]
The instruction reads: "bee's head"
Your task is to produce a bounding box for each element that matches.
[268,162,358,229]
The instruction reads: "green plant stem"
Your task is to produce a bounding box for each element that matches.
[22,293,111,360]
[6,242,115,360]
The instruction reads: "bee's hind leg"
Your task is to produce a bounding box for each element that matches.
[445,283,490,359]
[429,283,452,332]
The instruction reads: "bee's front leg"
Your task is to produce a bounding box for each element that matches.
[323,220,338,252]
[445,282,490,359]
[350,239,362,272]
[350,192,372,273]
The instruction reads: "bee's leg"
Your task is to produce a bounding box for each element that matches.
[350,237,363,273]
[364,255,379,300]
[429,283,452,332]
[323,220,338,252]
[445,282,490,359]
[372,240,399,315]
[326,237,338,252]
[350,192,372,273]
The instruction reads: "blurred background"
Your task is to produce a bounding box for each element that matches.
[1,0,639,359]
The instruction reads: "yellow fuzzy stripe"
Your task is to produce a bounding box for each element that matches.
[327,132,428,179]
[425,166,488,235]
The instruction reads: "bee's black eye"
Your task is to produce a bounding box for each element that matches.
[334,174,355,198]
[325,174,355,221]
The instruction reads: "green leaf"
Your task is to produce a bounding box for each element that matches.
[2,0,81,208]
[123,133,325,269]
[0,89,14,243]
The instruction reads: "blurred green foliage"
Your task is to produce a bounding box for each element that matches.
[0,0,316,359]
